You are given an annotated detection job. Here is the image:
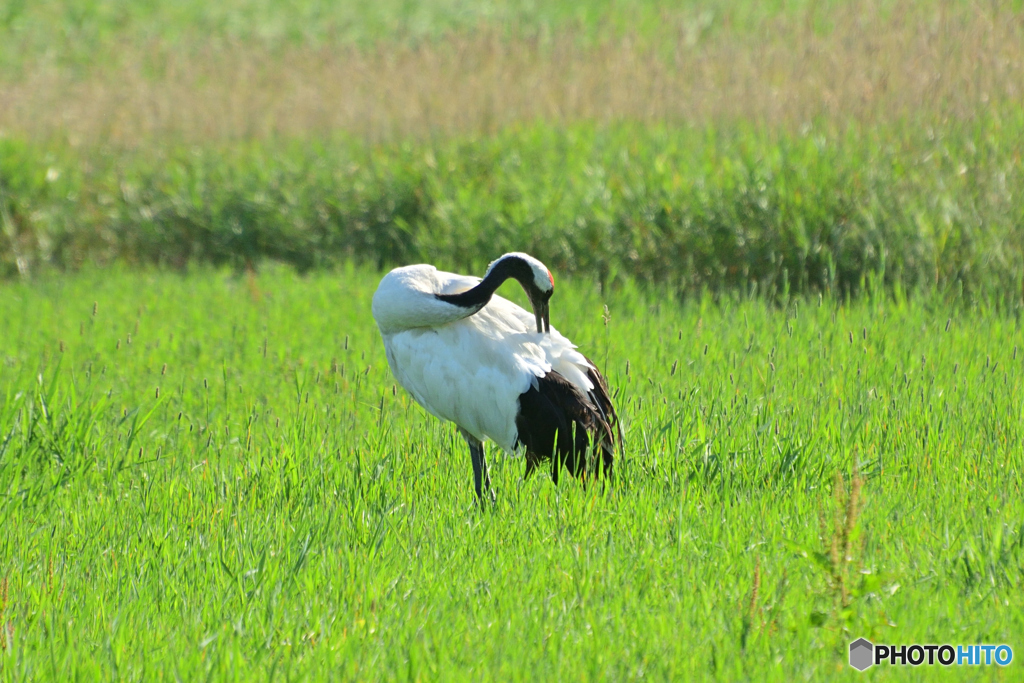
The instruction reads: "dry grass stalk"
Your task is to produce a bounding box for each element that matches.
[748,556,762,626]
[0,1,1021,146]
[0,576,10,650]
[827,462,865,610]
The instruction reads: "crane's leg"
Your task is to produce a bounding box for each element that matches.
[459,428,494,502]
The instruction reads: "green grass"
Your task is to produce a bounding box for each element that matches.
[0,0,849,72]
[2,0,1022,677]
[3,1,1023,299]
[4,120,1024,298]
[1,266,1022,679]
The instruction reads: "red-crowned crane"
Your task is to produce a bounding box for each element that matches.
[371,252,620,500]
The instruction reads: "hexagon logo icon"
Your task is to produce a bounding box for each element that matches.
[849,638,874,671]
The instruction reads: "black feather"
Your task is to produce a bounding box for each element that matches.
[515,363,619,483]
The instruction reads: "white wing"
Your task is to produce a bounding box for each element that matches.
[433,270,596,395]
[382,291,594,454]
[477,294,595,395]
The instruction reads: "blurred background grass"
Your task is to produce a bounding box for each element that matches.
[1,0,1022,300]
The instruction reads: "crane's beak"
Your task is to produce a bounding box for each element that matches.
[533,298,550,334]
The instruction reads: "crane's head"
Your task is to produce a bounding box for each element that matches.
[484,252,553,333]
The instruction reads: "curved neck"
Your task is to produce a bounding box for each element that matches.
[435,258,525,312]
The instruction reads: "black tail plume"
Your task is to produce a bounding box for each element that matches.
[515,364,620,482]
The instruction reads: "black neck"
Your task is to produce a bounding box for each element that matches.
[435,257,536,311]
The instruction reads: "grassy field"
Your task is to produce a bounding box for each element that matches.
[2,1,1023,297]
[1,267,1022,679]
[3,120,1024,298]
[5,2,1022,143]
[1,1,1023,678]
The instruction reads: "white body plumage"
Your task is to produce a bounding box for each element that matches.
[372,263,594,455]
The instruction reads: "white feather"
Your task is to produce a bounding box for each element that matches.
[372,264,593,454]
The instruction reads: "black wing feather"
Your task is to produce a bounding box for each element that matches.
[514,360,620,481]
